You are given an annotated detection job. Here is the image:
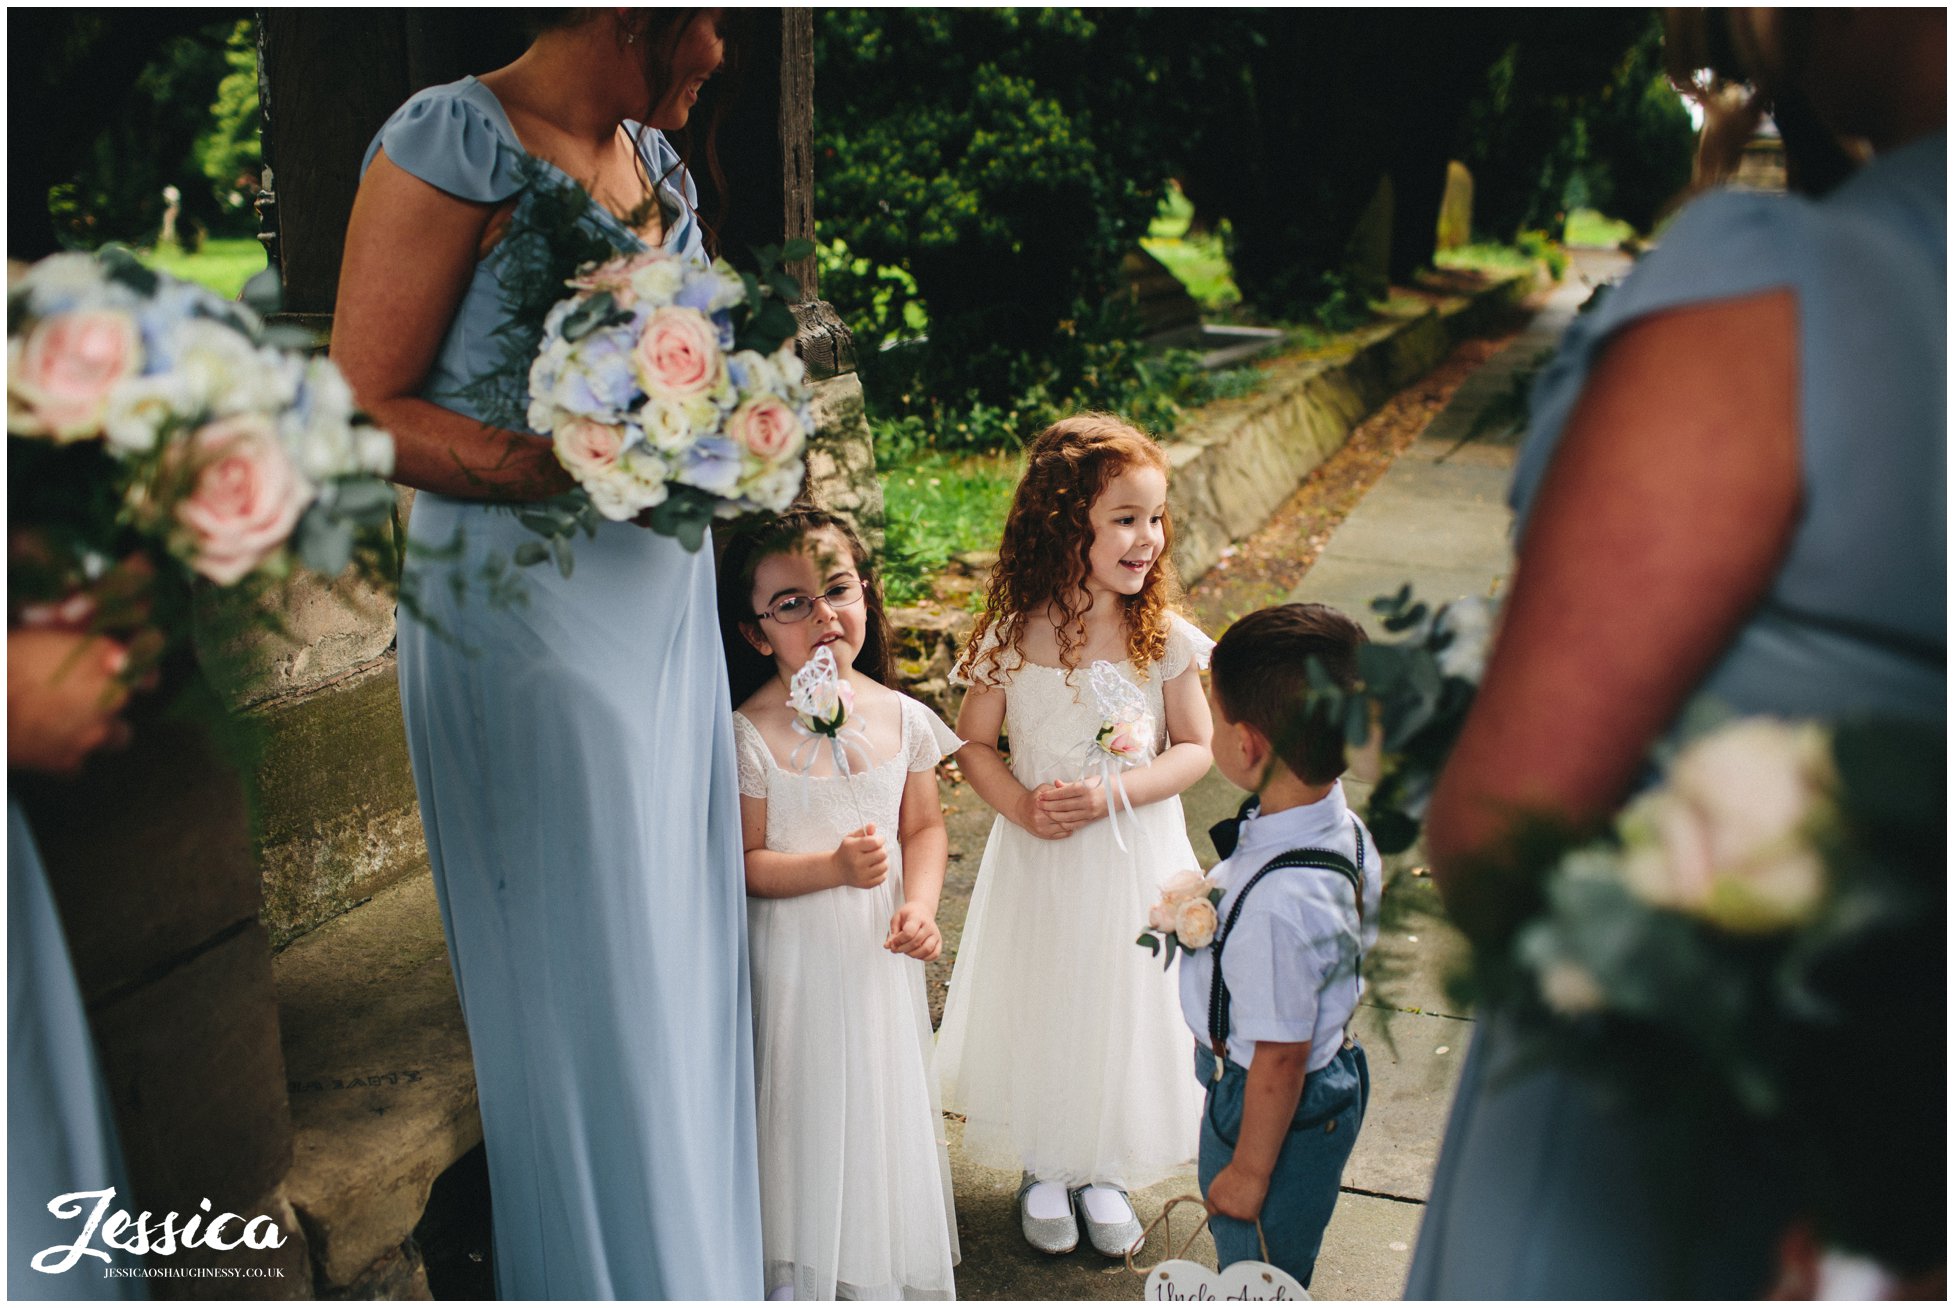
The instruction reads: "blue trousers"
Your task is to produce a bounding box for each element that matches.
[1194,1040,1369,1289]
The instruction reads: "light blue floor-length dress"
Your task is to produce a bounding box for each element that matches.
[1406,136,1944,1298]
[8,802,142,1300]
[364,78,762,1299]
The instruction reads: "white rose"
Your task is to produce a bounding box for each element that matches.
[730,349,779,397]
[1435,596,1496,684]
[170,318,279,416]
[583,467,643,522]
[772,342,807,390]
[628,257,688,305]
[745,463,804,512]
[1618,718,1835,932]
[102,372,191,453]
[640,395,693,452]
[681,390,723,433]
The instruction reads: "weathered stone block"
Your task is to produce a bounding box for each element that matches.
[91,924,294,1221]
[250,661,427,946]
[804,371,884,547]
[318,1240,430,1300]
[274,874,481,1289]
[1161,271,1533,586]
[145,1187,314,1300]
[200,569,397,710]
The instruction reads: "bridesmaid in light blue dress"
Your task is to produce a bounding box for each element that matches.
[335,13,761,1298]
[1406,13,1944,1298]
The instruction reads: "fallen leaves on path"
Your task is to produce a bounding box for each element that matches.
[1186,322,1530,635]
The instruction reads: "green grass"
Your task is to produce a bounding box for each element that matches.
[1142,181,1241,313]
[1434,242,1538,276]
[1563,208,1636,248]
[135,237,269,300]
[877,448,1020,606]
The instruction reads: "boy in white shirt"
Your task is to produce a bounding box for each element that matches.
[1178,603,1382,1287]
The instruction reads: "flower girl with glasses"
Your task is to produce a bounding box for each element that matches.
[718,509,962,1301]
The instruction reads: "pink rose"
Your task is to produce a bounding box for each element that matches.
[726,395,805,464]
[634,306,724,401]
[10,309,142,441]
[555,419,625,479]
[175,414,312,585]
[1147,900,1177,933]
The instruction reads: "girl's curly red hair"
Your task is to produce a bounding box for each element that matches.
[956,413,1182,687]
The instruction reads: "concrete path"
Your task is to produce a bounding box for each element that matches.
[936,260,1634,1300]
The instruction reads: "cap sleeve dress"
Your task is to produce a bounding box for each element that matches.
[1408,137,1945,1299]
[366,77,759,1300]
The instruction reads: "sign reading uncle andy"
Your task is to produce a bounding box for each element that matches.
[1145,1257,1310,1301]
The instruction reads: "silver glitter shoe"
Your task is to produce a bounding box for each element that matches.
[1018,1173,1080,1255]
[1077,1184,1144,1258]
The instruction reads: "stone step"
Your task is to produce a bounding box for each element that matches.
[271,873,480,1292]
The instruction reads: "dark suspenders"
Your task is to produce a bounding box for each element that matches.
[1207,819,1366,1067]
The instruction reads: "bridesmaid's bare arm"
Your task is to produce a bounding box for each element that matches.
[1426,291,1800,942]
[331,150,574,502]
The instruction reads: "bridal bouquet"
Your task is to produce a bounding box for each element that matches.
[524,245,812,552]
[8,249,397,669]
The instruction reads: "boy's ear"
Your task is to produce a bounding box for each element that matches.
[739,620,771,657]
[1237,719,1274,773]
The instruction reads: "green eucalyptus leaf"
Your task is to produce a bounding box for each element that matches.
[1343,696,1372,747]
[331,478,398,521]
[240,265,284,318]
[295,510,355,576]
[513,540,551,568]
[550,535,574,579]
[780,237,815,262]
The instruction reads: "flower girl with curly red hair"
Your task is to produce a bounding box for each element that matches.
[937,413,1215,1257]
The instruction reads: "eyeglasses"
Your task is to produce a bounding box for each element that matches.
[755,577,865,625]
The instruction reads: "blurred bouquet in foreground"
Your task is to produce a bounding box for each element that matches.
[1484,713,1943,1277]
[1303,585,1944,1280]
[8,249,397,677]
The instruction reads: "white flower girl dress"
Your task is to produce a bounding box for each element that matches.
[935,616,1211,1190]
[735,694,964,1301]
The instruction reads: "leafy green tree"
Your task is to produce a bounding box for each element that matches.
[192,19,264,227]
[15,10,250,254]
[814,9,1177,413]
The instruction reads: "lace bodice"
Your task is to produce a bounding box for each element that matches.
[956,615,1214,789]
[735,694,962,856]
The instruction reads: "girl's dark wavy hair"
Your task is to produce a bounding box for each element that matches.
[525,8,743,253]
[717,508,896,708]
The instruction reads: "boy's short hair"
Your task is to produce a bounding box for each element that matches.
[1210,603,1368,786]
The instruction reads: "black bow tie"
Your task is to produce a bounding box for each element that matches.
[1208,796,1260,860]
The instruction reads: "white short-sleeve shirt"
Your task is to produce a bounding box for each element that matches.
[1177,781,1382,1072]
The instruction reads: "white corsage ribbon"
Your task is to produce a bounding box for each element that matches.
[1068,661,1156,852]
